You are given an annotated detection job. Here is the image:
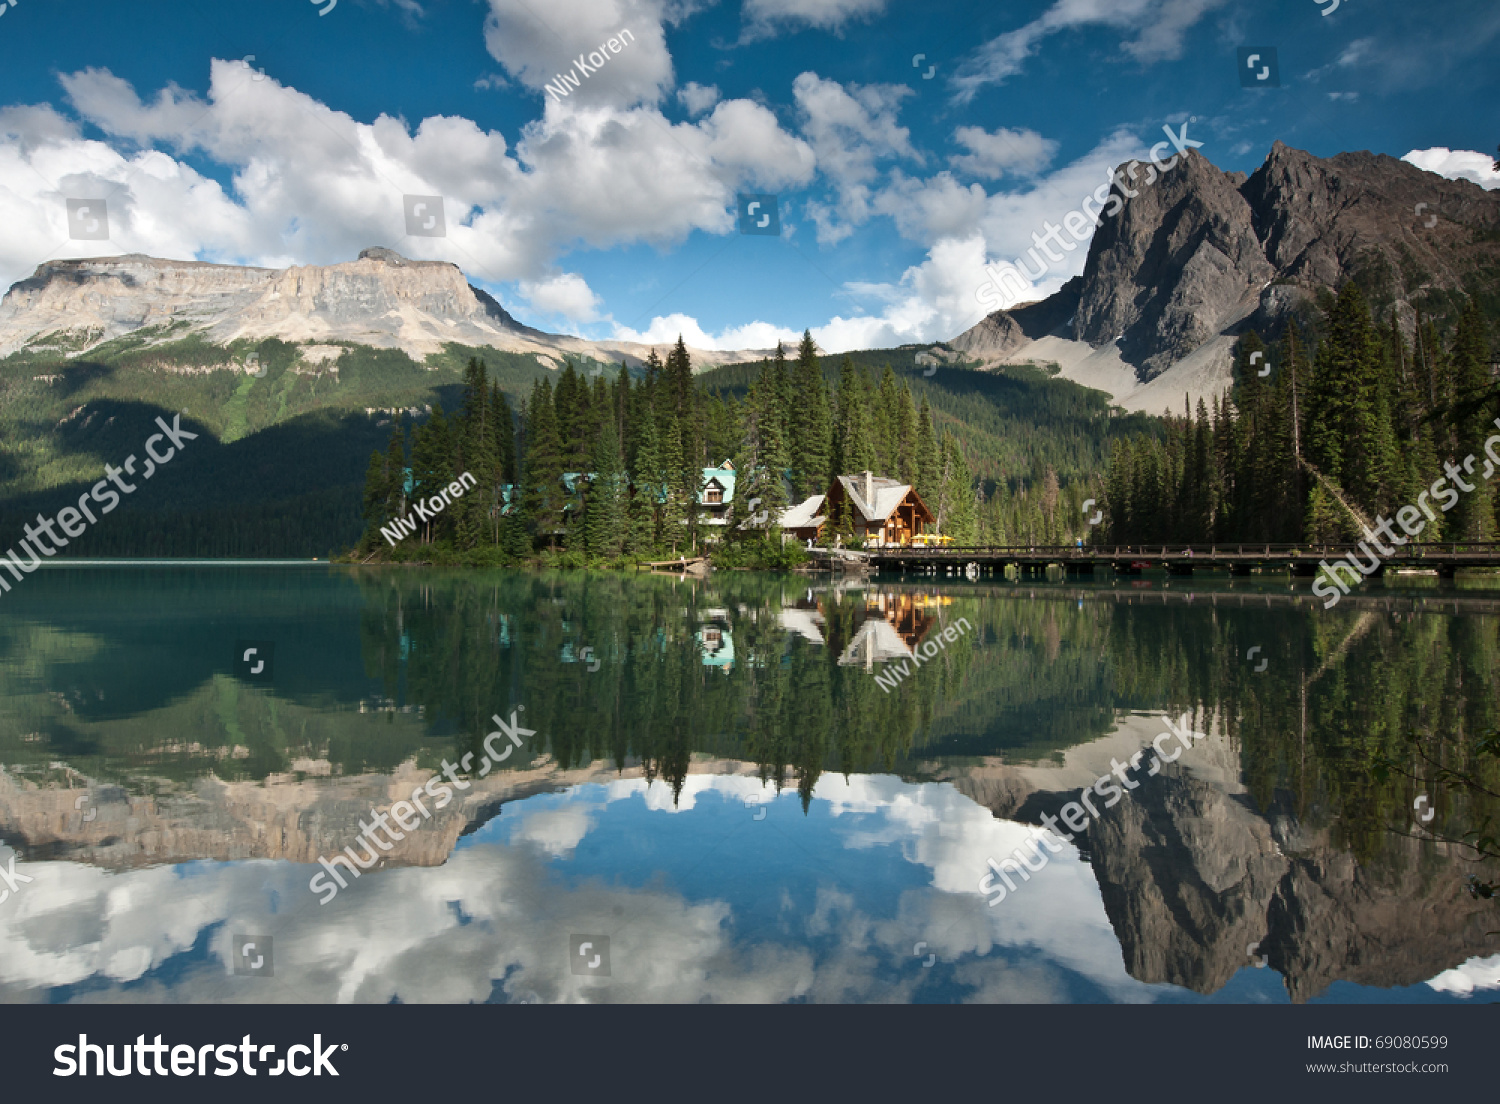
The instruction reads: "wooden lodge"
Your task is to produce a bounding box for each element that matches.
[779,471,936,547]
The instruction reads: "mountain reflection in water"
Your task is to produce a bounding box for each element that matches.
[0,566,1496,1003]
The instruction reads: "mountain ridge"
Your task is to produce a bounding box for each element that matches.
[0,247,773,371]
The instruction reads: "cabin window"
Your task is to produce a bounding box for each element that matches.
[705,488,723,504]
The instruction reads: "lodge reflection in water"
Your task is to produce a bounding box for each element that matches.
[0,566,1495,1003]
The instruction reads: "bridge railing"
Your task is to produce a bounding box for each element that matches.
[869,542,1500,559]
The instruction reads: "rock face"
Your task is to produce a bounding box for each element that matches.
[938,717,1498,1003]
[0,248,770,368]
[954,142,1500,385]
[1074,151,1274,374]
[949,278,1081,364]
[0,757,765,870]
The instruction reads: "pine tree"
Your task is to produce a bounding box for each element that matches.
[914,395,939,504]
[454,359,497,550]
[895,383,918,486]
[788,333,832,499]
[874,366,901,475]
[833,357,876,475]
[522,379,564,549]
[734,366,792,534]
[408,406,455,545]
[1449,298,1497,539]
[584,413,626,557]
[937,432,976,543]
[360,450,389,551]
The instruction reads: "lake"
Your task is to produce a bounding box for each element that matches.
[1,564,1496,1004]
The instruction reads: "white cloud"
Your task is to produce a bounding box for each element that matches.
[811,234,1001,351]
[792,72,920,244]
[520,272,606,321]
[0,772,1156,1005]
[1403,147,1500,191]
[481,0,677,109]
[873,170,989,243]
[513,802,597,856]
[806,128,1148,348]
[742,0,887,39]
[949,125,1058,180]
[677,81,721,116]
[611,312,800,350]
[1426,953,1500,997]
[617,125,1152,353]
[952,0,1229,101]
[0,62,816,294]
[974,126,1142,263]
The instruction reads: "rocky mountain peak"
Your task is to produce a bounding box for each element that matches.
[358,246,413,265]
[953,141,1500,394]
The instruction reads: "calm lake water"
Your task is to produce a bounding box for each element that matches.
[1,564,1497,1004]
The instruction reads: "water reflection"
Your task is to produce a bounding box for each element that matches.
[0,566,1495,1003]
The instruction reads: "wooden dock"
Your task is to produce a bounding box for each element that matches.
[643,556,710,576]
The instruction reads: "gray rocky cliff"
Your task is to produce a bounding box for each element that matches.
[954,142,1500,383]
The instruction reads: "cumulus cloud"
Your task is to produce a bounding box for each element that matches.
[481,0,677,109]
[953,0,1230,101]
[1403,147,1500,190]
[1426,953,1500,997]
[611,312,800,350]
[519,272,606,321]
[786,127,1149,349]
[0,773,1155,1005]
[949,125,1058,180]
[512,801,598,856]
[873,171,989,243]
[0,62,816,294]
[677,81,721,116]
[792,72,921,244]
[616,123,1149,353]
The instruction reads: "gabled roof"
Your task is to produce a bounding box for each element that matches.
[779,494,827,531]
[835,474,914,524]
[698,463,736,505]
[838,617,914,666]
[779,608,826,644]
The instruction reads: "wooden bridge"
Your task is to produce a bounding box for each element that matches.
[865,542,1500,579]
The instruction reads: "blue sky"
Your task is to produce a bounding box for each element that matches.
[0,0,1496,352]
